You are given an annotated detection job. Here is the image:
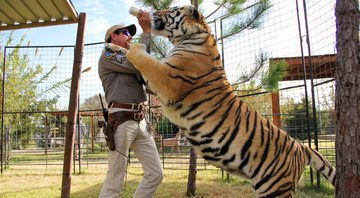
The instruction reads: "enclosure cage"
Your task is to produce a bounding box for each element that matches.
[0,0,336,194]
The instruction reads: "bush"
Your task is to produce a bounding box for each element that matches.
[155,117,179,138]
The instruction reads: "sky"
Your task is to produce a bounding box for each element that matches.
[0,0,216,46]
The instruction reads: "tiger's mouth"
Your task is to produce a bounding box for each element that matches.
[153,16,165,30]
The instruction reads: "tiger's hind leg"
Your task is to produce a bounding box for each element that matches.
[254,175,296,198]
[256,187,295,198]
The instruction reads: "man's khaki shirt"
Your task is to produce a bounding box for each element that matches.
[98,33,151,105]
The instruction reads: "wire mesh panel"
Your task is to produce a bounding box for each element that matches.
[305,0,337,172]
[0,44,108,171]
[216,0,336,189]
[80,42,105,111]
[0,0,337,196]
[2,46,74,167]
[219,0,303,86]
[4,46,75,109]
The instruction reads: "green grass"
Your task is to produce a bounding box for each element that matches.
[0,164,335,198]
[2,141,336,198]
[296,184,334,198]
[8,150,108,164]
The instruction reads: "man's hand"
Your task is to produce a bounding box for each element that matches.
[138,10,151,33]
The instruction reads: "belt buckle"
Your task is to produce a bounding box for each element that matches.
[134,104,145,111]
[133,112,144,121]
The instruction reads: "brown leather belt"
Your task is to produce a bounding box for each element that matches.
[109,102,145,111]
[104,111,145,151]
[108,111,145,123]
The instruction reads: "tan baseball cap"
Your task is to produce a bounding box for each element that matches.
[104,24,137,42]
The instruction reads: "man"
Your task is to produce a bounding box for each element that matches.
[98,10,163,198]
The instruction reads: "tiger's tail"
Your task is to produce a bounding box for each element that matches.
[304,145,336,186]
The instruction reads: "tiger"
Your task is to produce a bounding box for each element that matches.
[127,5,336,197]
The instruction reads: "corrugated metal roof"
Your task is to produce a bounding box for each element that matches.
[0,0,78,31]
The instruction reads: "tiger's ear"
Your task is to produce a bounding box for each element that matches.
[189,6,200,20]
[192,8,200,20]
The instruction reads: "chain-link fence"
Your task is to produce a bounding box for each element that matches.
[1,0,336,193]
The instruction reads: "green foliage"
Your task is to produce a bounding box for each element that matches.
[220,174,252,185]
[81,94,105,111]
[155,116,178,137]
[281,94,336,140]
[1,33,62,113]
[235,52,268,87]
[262,59,288,90]
[234,54,288,92]
[281,97,314,140]
[316,88,336,134]
[191,0,203,7]
[139,0,173,10]
[150,37,172,59]
[214,0,247,15]
[156,116,172,134]
[220,0,272,37]
[296,183,335,198]
[233,82,273,116]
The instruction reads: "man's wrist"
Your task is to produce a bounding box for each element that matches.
[141,32,151,37]
[142,29,151,33]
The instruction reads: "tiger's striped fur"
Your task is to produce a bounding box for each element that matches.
[127,5,336,197]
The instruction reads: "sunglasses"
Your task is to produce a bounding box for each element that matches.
[114,29,131,37]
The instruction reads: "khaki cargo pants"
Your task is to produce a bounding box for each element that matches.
[99,119,163,198]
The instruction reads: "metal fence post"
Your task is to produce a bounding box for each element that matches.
[295,0,314,186]
[302,0,321,187]
[1,47,7,174]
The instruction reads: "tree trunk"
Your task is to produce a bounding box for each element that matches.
[335,0,360,198]
[187,147,197,196]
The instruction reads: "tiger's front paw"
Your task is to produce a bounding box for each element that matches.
[127,43,147,65]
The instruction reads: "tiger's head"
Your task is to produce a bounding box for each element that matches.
[152,5,211,44]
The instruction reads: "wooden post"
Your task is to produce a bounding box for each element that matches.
[91,115,94,152]
[45,116,48,167]
[187,148,197,196]
[61,12,86,198]
[271,92,282,128]
[1,47,6,174]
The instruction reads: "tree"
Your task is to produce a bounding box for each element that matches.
[335,0,360,197]
[80,94,106,111]
[234,58,288,93]
[281,97,315,140]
